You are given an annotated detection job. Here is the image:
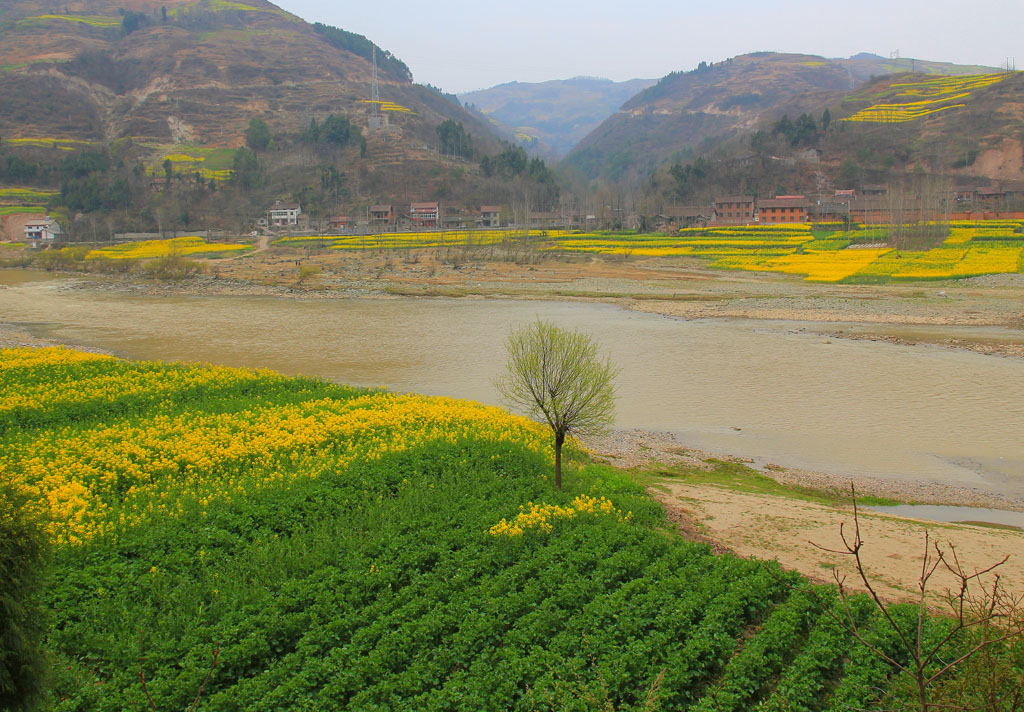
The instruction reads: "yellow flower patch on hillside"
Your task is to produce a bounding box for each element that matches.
[488,495,632,536]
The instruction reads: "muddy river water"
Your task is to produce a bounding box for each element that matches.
[3,271,1024,498]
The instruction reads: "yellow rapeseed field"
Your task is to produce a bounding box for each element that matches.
[86,236,249,260]
[1,348,553,545]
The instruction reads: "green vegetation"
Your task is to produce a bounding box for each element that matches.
[496,319,618,488]
[1,350,1018,710]
[0,484,48,711]
[437,119,474,160]
[0,206,44,216]
[244,118,272,152]
[641,458,902,507]
[312,22,412,82]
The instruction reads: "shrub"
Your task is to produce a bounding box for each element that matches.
[142,253,204,280]
[0,485,48,711]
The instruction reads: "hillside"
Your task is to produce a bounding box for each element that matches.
[563,52,1005,182]
[460,76,656,158]
[0,0,507,222]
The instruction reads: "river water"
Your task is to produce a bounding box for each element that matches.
[3,270,1024,498]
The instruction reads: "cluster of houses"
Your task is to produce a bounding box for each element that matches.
[255,184,1024,237]
[257,200,504,233]
[16,182,1024,246]
[659,183,1024,230]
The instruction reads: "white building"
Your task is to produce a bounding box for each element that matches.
[24,218,62,245]
[268,201,302,227]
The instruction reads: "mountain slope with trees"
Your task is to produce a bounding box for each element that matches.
[0,0,575,236]
[563,52,1007,184]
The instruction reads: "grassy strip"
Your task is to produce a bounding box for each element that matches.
[633,457,903,507]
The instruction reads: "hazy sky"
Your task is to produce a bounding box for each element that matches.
[279,0,1022,93]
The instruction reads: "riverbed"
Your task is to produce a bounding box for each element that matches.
[3,269,1024,500]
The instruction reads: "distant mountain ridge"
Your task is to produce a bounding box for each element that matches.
[460,76,656,158]
[564,52,1003,181]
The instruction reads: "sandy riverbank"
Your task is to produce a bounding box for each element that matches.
[582,428,1024,601]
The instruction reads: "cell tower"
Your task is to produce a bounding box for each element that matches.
[368,47,384,130]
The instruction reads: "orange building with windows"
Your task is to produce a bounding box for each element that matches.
[757,196,810,223]
[713,196,755,225]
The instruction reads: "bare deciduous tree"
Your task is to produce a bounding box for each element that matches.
[496,319,618,488]
[809,486,1024,711]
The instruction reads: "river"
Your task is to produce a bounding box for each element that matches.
[3,270,1024,498]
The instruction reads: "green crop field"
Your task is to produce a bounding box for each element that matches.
[2,348,1016,710]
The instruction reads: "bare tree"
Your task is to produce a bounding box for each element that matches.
[809,486,1024,711]
[496,319,618,488]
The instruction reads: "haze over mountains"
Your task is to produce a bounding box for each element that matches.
[459,77,656,159]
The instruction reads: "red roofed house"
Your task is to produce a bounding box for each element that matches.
[713,196,755,225]
[410,201,439,228]
[479,205,501,228]
[370,205,394,226]
[328,215,351,232]
[758,196,811,224]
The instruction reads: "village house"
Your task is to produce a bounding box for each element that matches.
[849,196,895,225]
[369,205,394,226]
[954,186,977,204]
[661,206,711,229]
[24,218,63,245]
[712,196,755,225]
[268,200,302,227]
[757,196,811,224]
[328,215,351,232]
[478,205,501,228]
[528,211,586,230]
[833,189,856,203]
[808,201,851,225]
[410,201,439,228]
[976,186,1007,207]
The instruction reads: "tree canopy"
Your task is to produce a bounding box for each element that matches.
[496,319,618,488]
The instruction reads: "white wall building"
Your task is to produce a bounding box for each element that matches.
[268,201,302,227]
[24,218,62,245]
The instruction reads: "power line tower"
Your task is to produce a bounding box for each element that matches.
[369,47,384,130]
